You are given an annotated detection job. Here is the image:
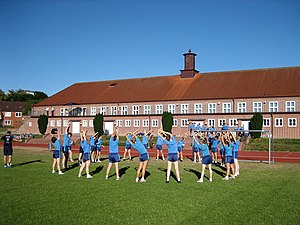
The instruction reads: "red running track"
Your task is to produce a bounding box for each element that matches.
[5,143,300,163]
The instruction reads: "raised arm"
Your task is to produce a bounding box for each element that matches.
[125,132,134,145]
[157,129,165,140]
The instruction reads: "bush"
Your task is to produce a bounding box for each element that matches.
[162,111,173,133]
[250,112,263,138]
[38,115,48,135]
[93,113,104,136]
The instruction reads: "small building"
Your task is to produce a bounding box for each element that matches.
[20,50,300,138]
[0,101,25,128]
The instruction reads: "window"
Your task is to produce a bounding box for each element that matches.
[208,103,216,113]
[269,101,278,112]
[29,122,32,127]
[229,118,237,127]
[286,101,296,112]
[89,120,93,127]
[82,108,87,116]
[208,119,215,127]
[134,120,140,127]
[120,106,128,115]
[223,103,231,113]
[181,104,189,114]
[142,120,149,127]
[253,102,262,112]
[116,120,123,127]
[237,102,246,113]
[60,108,68,116]
[63,120,69,127]
[4,120,11,125]
[144,105,151,115]
[275,118,283,127]
[15,112,22,117]
[263,118,270,127]
[218,119,226,127]
[5,112,11,117]
[110,106,117,115]
[181,119,188,127]
[132,105,139,115]
[125,120,131,127]
[168,104,175,114]
[194,103,202,114]
[99,106,106,115]
[173,119,178,127]
[50,120,55,127]
[90,107,97,116]
[82,120,88,127]
[288,118,297,127]
[152,119,158,127]
[156,105,163,114]
[57,120,61,127]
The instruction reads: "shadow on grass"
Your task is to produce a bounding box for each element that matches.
[186,156,194,162]
[158,167,177,181]
[12,159,42,167]
[64,162,79,172]
[90,165,103,176]
[122,156,137,161]
[184,168,201,179]
[134,167,151,179]
[212,167,226,177]
[119,166,130,178]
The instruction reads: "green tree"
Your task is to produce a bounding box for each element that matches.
[162,111,173,133]
[38,115,48,135]
[0,89,5,101]
[93,113,104,136]
[250,112,263,138]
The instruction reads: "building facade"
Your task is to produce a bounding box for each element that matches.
[0,101,25,128]
[18,51,300,138]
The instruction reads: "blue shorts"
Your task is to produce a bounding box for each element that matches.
[90,146,96,152]
[193,146,199,152]
[225,156,234,164]
[140,153,149,162]
[4,146,13,156]
[156,145,162,150]
[96,146,101,151]
[62,146,71,152]
[125,144,131,149]
[220,148,225,155]
[202,155,212,165]
[178,147,183,152]
[234,151,239,159]
[82,153,91,163]
[53,150,61,159]
[79,146,84,153]
[211,147,218,153]
[168,153,178,162]
[109,153,120,163]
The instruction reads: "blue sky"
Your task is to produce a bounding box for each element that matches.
[1,0,299,96]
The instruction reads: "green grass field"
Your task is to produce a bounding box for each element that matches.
[1,147,300,225]
[244,138,300,152]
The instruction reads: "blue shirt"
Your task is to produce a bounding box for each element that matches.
[63,134,70,147]
[109,136,119,154]
[212,138,219,148]
[222,125,229,130]
[96,139,102,147]
[193,138,200,148]
[177,139,184,148]
[131,138,148,155]
[199,144,210,157]
[195,125,201,131]
[201,125,207,131]
[142,135,148,145]
[164,136,178,154]
[126,134,132,145]
[224,143,233,156]
[82,140,90,154]
[233,140,240,151]
[90,136,95,146]
[156,136,163,145]
[53,139,61,151]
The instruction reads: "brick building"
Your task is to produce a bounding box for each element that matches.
[19,50,300,138]
[0,101,25,128]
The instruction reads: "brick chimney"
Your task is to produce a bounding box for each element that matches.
[180,49,199,78]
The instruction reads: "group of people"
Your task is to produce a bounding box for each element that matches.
[49,124,241,183]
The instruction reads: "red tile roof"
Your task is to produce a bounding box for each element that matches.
[0,101,25,112]
[35,66,300,107]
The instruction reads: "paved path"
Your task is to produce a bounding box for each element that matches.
[6,142,300,163]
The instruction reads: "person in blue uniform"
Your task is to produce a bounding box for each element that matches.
[126,131,149,182]
[50,129,64,175]
[78,130,92,178]
[106,126,120,180]
[90,132,98,163]
[158,129,181,183]
[95,135,104,162]
[192,132,201,163]
[62,125,72,169]
[233,135,241,176]
[123,130,137,161]
[156,135,165,160]
[177,133,187,162]
[142,130,152,149]
[211,134,220,164]
[221,133,236,180]
[1,131,21,168]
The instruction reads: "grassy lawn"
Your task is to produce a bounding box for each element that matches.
[1,147,300,225]
[244,138,300,152]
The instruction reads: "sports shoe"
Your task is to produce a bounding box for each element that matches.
[97,159,101,163]
[230,175,236,179]
[156,158,158,161]
[70,159,74,162]
[105,175,108,180]
[58,171,64,175]
[136,177,139,183]
[222,176,229,181]
[4,164,7,168]
[193,160,196,163]
[197,179,203,183]
[162,158,165,161]
[209,178,213,182]
[78,174,81,178]
[87,174,93,179]
[52,170,55,174]
[140,178,146,183]
[177,180,181,183]
[166,180,169,183]
[116,176,120,181]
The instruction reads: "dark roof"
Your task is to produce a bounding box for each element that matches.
[0,101,25,112]
[35,66,300,107]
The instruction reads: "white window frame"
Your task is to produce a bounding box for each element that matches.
[223,103,232,113]
[56,120,61,127]
[208,103,216,113]
[237,102,246,113]
[181,119,188,127]
[120,106,128,115]
[132,105,139,115]
[152,119,158,127]
[60,108,68,116]
[29,122,32,127]
[63,120,69,127]
[263,118,270,127]
[89,120,94,127]
[275,118,283,127]
[156,105,163,115]
[133,120,140,127]
[50,120,55,127]
[81,107,87,116]
[269,101,278,112]
[218,119,226,127]
[125,120,131,127]
[194,103,202,114]
[168,104,176,114]
[4,120,11,125]
[82,120,88,127]
[286,101,296,112]
[99,106,106,115]
[173,119,178,127]
[142,119,149,128]
[15,112,22,117]
[208,119,215,127]
[181,104,189,114]
[116,120,123,127]
[229,118,237,127]
[110,106,117,115]
[253,102,262,112]
[288,118,297,127]
[90,107,97,116]
[5,112,11,117]
[144,105,151,115]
